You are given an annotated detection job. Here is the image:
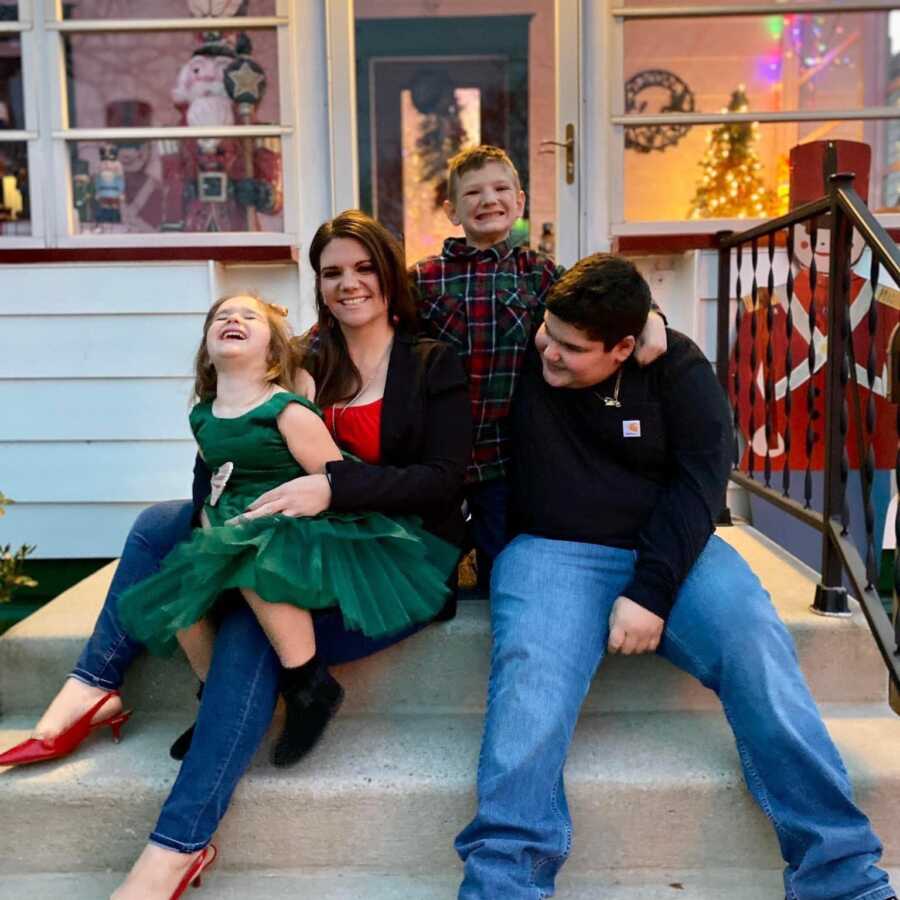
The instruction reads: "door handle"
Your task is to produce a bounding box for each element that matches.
[539,123,575,185]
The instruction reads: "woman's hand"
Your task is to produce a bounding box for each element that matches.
[633,310,667,366]
[225,474,332,524]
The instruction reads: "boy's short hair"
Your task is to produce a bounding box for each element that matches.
[447,145,520,202]
[546,254,652,349]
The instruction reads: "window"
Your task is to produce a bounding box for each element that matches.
[0,2,31,239]
[0,0,294,249]
[611,0,900,230]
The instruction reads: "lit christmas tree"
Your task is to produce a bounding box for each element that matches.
[688,87,780,219]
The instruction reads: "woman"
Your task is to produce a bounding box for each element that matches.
[0,210,471,899]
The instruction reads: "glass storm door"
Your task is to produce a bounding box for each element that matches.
[328,0,581,267]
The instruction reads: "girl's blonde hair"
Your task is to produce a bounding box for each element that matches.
[193,293,296,402]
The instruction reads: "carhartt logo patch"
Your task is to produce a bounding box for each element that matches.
[623,420,641,438]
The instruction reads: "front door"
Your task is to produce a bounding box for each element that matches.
[327,0,581,267]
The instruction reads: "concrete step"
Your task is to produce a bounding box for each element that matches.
[2,705,898,876]
[0,526,889,718]
[13,866,899,900]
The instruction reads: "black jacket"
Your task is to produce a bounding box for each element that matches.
[192,332,471,547]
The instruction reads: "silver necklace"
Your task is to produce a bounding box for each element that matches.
[593,368,623,408]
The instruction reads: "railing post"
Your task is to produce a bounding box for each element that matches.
[893,326,900,713]
[813,172,854,616]
[893,509,900,713]
[716,232,734,526]
[715,231,734,391]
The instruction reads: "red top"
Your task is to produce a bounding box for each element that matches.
[323,398,383,465]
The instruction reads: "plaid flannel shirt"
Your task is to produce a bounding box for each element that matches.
[412,237,563,484]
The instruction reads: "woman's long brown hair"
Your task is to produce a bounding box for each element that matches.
[300,210,418,409]
[194,294,296,402]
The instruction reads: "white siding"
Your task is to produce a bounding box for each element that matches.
[3,442,194,502]
[1,379,194,441]
[0,504,153,559]
[1,260,306,558]
[1,264,211,315]
[1,314,202,378]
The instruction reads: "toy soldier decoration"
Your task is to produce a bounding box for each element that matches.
[105,100,163,232]
[94,145,125,225]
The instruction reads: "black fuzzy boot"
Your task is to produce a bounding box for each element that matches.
[169,682,203,761]
[270,656,344,769]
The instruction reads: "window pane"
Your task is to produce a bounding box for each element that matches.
[354,1,558,266]
[623,10,889,117]
[621,0,886,7]
[624,119,895,222]
[0,3,17,22]
[65,30,281,128]
[0,141,30,235]
[69,137,283,234]
[0,33,23,130]
[62,0,277,19]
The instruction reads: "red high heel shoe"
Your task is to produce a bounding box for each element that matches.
[0,691,131,767]
[170,844,217,899]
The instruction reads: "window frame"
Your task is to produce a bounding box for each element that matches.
[0,0,42,247]
[0,0,298,250]
[606,0,900,235]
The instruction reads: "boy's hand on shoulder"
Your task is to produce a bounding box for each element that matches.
[633,311,667,367]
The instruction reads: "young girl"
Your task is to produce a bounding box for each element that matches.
[117,292,457,768]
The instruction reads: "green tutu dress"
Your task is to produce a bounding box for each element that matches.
[118,391,458,656]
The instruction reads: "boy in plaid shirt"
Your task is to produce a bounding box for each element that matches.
[413,145,665,589]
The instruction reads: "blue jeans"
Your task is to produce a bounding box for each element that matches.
[456,534,893,900]
[71,499,426,852]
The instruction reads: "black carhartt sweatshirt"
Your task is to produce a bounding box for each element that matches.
[507,329,733,620]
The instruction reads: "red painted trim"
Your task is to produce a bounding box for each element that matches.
[613,234,720,254]
[0,245,296,264]
[617,229,900,255]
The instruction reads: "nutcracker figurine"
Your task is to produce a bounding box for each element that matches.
[105,100,163,232]
[160,27,282,233]
[93,144,125,225]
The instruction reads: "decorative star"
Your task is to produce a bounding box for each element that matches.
[226,62,266,104]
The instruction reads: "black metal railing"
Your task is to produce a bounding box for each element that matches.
[716,171,900,707]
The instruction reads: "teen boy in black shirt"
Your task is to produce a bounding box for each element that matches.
[455,254,894,900]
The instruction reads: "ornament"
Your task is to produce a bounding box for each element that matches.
[225,59,266,107]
